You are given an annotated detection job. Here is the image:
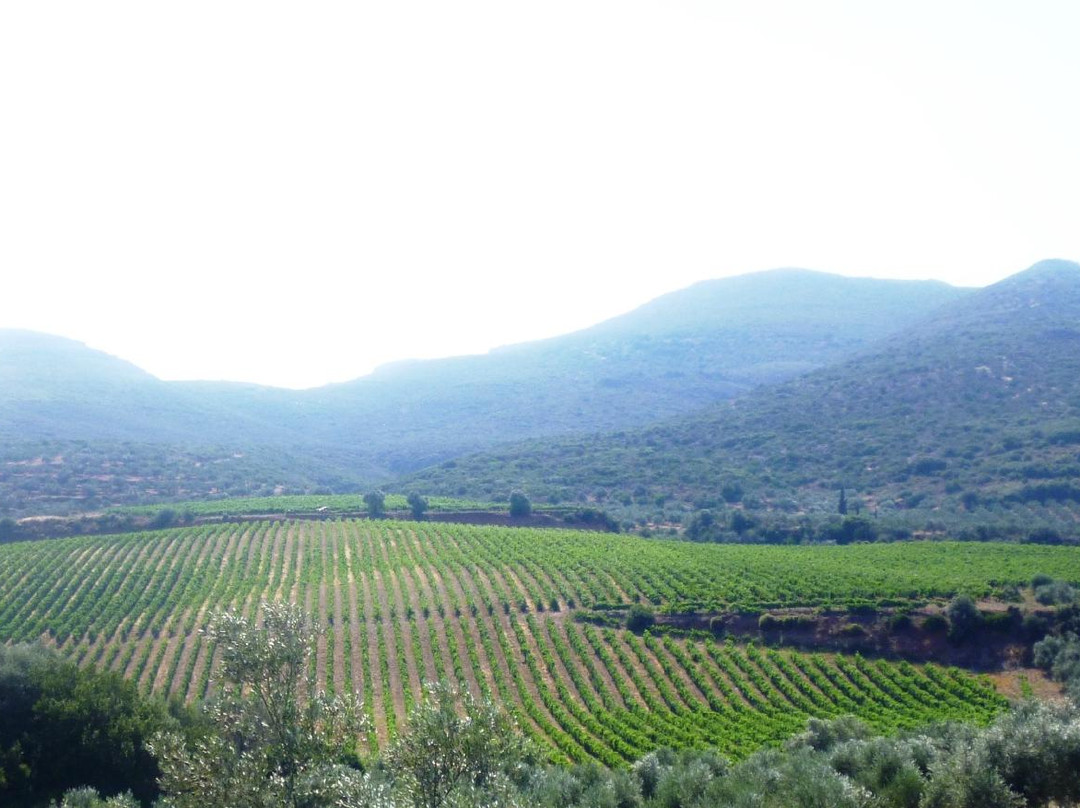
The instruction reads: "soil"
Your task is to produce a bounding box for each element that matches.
[653,601,1059,675]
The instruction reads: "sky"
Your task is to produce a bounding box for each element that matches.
[2,1,1079,389]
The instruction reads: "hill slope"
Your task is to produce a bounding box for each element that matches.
[0,521,1044,759]
[402,260,1080,534]
[0,271,964,513]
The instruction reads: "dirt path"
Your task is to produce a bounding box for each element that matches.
[987,667,1064,702]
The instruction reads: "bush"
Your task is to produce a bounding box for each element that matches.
[1035,580,1077,605]
[922,614,949,634]
[150,509,177,529]
[947,594,982,642]
[759,613,815,632]
[1022,613,1049,641]
[626,605,656,634]
[509,491,532,518]
[1032,573,1056,589]
[983,610,1017,633]
[364,491,386,518]
[406,492,428,519]
[759,614,782,632]
[889,613,914,633]
[839,623,868,638]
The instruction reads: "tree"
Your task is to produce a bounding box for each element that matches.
[0,517,17,542]
[406,492,428,520]
[0,643,169,806]
[508,491,531,518]
[838,487,848,515]
[364,491,386,519]
[946,594,982,643]
[385,681,531,808]
[149,602,364,808]
[626,604,656,634]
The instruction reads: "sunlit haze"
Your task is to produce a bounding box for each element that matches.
[3,1,1078,388]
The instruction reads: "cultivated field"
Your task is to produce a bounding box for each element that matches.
[2,522,1075,762]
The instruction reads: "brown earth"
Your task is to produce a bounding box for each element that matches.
[654,601,1056,674]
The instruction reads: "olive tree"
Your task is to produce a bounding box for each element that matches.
[384,681,532,808]
[364,491,387,519]
[149,602,364,808]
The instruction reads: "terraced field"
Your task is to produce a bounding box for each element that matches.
[1,522,1075,762]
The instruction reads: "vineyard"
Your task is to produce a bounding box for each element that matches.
[1,522,1075,762]
[106,494,502,518]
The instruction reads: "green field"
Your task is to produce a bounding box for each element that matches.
[106,493,505,518]
[2,523,1074,762]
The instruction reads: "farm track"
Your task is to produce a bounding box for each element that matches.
[1,520,1071,762]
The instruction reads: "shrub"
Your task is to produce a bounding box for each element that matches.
[983,611,1017,633]
[509,491,531,518]
[364,491,386,518]
[1035,580,1077,605]
[759,614,781,632]
[889,613,914,633]
[626,604,656,634]
[150,509,177,529]
[1032,573,1056,589]
[922,614,949,634]
[947,594,982,642]
[406,492,428,519]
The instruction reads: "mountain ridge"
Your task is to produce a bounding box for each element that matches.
[399,260,1080,537]
[0,265,1013,517]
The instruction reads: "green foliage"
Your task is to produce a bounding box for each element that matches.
[509,491,532,518]
[49,786,139,808]
[1,275,966,517]
[626,605,656,634]
[1034,579,1077,605]
[946,595,982,642]
[149,602,365,808]
[386,681,532,808]
[1033,632,1080,702]
[364,491,387,519]
[0,523,1035,765]
[406,492,428,519]
[405,263,1080,542]
[922,614,949,633]
[0,644,169,807]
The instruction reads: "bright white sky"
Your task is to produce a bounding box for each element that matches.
[2,1,1079,388]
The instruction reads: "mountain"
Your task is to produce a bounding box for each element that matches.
[265,270,967,469]
[401,260,1080,536]
[0,270,966,514]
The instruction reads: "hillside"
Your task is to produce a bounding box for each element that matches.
[2,520,1061,761]
[402,260,1080,538]
[0,271,964,514]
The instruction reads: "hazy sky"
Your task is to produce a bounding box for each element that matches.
[3,1,1078,388]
